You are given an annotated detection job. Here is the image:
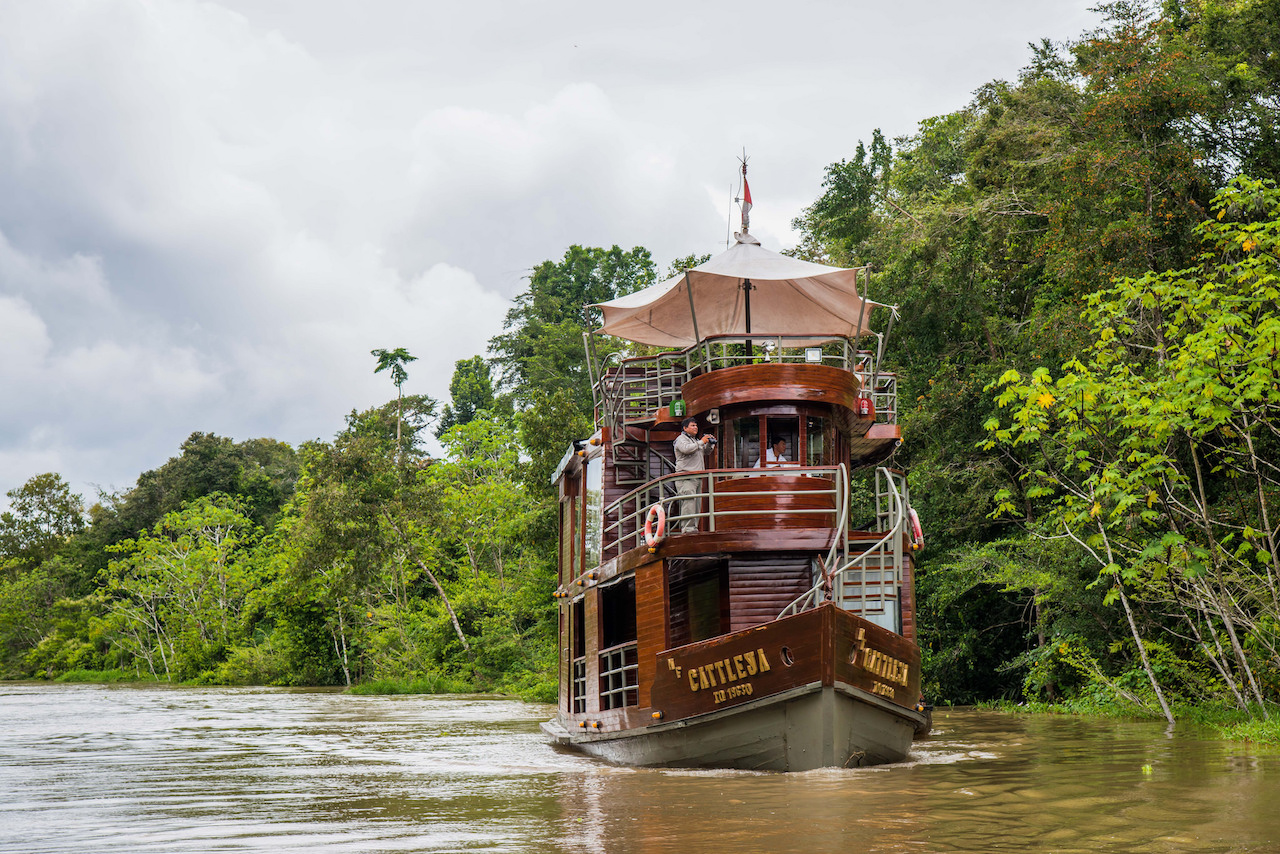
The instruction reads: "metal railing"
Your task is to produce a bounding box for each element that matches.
[864,371,898,425]
[696,335,862,373]
[598,642,639,710]
[571,657,587,713]
[602,465,847,557]
[597,349,696,426]
[594,335,897,429]
[777,467,906,628]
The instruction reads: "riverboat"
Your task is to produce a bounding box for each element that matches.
[541,180,928,771]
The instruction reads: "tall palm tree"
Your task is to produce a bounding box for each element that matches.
[371,347,417,458]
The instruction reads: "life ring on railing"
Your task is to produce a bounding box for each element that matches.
[908,507,924,551]
[644,504,666,552]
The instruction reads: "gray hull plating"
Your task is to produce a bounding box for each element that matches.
[542,682,922,772]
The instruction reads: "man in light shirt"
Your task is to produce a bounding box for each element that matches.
[754,435,788,468]
[673,416,713,532]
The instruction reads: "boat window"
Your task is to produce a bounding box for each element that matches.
[559,499,574,584]
[668,558,729,646]
[730,416,759,469]
[582,455,603,572]
[764,417,799,467]
[806,416,827,466]
[687,576,722,642]
[571,598,586,714]
[572,598,586,658]
[599,577,638,709]
[599,577,637,650]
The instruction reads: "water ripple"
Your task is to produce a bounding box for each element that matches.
[2,686,1278,853]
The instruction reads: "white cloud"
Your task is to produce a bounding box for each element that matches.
[0,295,51,369]
[0,0,1101,506]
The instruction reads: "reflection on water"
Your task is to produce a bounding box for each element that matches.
[1,685,1277,853]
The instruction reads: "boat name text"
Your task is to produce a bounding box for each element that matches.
[850,628,910,688]
[674,648,772,693]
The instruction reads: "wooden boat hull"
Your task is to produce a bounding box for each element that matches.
[543,681,920,771]
[544,604,925,771]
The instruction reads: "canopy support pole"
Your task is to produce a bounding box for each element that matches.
[870,308,896,405]
[742,278,755,361]
[683,272,708,371]
[583,330,600,414]
[853,267,869,348]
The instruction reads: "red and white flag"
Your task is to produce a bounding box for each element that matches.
[741,176,753,219]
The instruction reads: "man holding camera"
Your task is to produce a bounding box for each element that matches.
[673,416,714,533]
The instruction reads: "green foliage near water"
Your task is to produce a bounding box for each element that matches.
[787,0,1280,722]
[2,1,1279,728]
[0,246,656,699]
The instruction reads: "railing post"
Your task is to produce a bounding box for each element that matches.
[707,473,716,532]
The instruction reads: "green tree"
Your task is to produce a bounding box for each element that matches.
[105,494,261,681]
[436,355,496,437]
[985,177,1280,720]
[792,129,894,265]
[278,396,470,685]
[0,473,85,571]
[664,253,712,278]
[489,245,656,492]
[74,433,300,581]
[371,347,419,457]
[791,0,1279,704]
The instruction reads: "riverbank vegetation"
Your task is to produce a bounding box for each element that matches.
[2,0,1279,731]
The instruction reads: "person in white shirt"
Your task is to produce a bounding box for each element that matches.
[754,435,788,468]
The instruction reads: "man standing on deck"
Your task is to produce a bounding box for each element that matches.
[673,416,713,533]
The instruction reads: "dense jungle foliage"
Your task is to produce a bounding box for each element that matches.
[2,0,1278,724]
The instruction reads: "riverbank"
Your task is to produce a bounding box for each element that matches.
[979,698,1280,746]
[18,668,557,703]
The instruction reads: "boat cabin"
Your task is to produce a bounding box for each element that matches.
[552,334,918,728]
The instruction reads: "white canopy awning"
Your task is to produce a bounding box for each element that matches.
[593,237,882,347]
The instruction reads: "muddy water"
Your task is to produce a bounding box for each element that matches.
[1,684,1277,853]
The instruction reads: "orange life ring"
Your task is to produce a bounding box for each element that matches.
[908,507,924,551]
[644,504,666,551]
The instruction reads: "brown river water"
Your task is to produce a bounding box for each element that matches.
[1,684,1277,853]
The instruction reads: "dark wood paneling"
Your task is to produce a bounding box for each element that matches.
[900,552,916,643]
[633,558,665,709]
[682,364,860,414]
[571,601,922,730]
[831,606,921,710]
[645,604,919,724]
[849,423,901,464]
[728,555,813,633]
[616,529,835,574]
[584,589,600,714]
[649,608,827,721]
[712,475,836,530]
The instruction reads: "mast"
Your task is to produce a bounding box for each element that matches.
[737,153,755,358]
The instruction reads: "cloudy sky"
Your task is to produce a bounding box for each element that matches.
[0,0,1100,507]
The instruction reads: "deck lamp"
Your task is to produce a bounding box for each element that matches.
[805,347,822,363]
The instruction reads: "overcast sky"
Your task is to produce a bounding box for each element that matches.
[0,0,1101,509]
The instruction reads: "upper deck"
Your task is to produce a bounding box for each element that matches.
[554,330,915,636]
[589,333,901,487]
